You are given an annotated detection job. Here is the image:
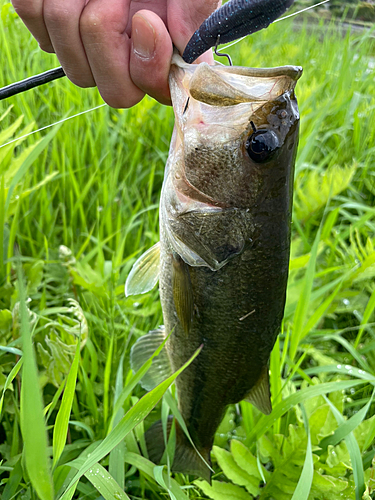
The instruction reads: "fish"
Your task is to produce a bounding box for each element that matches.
[126,53,302,482]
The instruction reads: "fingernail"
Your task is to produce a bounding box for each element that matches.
[132,14,156,59]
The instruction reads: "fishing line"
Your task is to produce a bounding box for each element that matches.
[219,0,331,51]
[0,104,107,149]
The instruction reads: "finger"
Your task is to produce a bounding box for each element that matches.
[80,0,144,108]
[130,11,173,106]
[11,0,54,52]
[167,0,222,64]
[43,0,95,87]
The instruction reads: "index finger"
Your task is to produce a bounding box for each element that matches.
[80,0,145,108]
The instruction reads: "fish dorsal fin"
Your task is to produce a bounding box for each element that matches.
[244,366,272,415]
[172,256,194,335]
[130,327,172,391]
[125,242,160,296]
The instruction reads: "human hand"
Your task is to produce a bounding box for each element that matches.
[11,0,221,107]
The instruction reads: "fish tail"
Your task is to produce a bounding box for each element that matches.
[145,418,212,483]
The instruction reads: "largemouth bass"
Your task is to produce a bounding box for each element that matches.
[126,54,302,481]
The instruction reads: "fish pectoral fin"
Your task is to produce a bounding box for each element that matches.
[130,327,172,391]
[125,242,160,296]
[172,255,194,335]
[244,366,272,415]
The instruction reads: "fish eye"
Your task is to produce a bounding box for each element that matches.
[246,129,280,163]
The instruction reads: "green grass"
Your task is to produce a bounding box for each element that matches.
[0,1,375,499]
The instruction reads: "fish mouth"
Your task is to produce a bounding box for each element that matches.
[170,53,302,108]
[169,53,302,141]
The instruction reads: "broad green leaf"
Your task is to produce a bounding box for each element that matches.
[53,337,81,468]
[230,440,262,480]
[195,480,252,500]
[18,263,54,500]
[59,346,202,499]
[294,163,356,221]
[246,378,368,444]
[213,446,260,496]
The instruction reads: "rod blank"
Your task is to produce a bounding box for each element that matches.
[0,67,65,101]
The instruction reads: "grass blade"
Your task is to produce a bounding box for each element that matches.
[354,287,375,348]
[289,225,322,361]
[4,122,63,216]
[291,404,313,500]
[107,330,173,433]
[84,462,130,500]
[304,364,375,381]
[323,395,365,500]
[0,358,22,418]
[319,389,375,449]
[109,353,126,489]
[18,262,54,500]
[2,457,23,500]
[124,452,190,500]
[52,337,81,468]
[59,346,202,499]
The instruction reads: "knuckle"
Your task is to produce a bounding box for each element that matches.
[80,4,125,37]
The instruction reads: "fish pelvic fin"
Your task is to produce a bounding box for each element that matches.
[244,365,272,415]
[130,327,172,391]
[145,419,212,483]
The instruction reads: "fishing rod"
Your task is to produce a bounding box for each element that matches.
[0,0,329,101]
